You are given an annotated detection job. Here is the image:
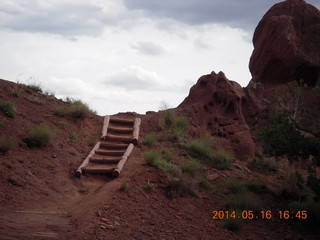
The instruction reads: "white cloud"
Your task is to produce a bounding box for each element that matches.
[132,41,167,56]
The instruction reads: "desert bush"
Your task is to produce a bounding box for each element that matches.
[165,176,197,199]
[154,158,180,176]
[69,132,78,143]
[281,171,309,201]
[11,86,22,97]
[247,154,278,173]
[57,120,68,128]
[181,158,202,175]
[161,148,174,162]
[158,107,188,142]
[0,101,17,118]
[144,150,180,176]
[197,175,211,189]
[245,179,266,193]
[53,106,67,117]
[186,139,213,162]
[227,178,246,194]
[0,119,5,129]
[144,151,161,166]
[68,100,95,119]
[144,179,157,191]
[119,182,129,192]
[0,136,13,154]
[25,83,43,93]
[143,132,158,146]
[25,124,54,147]
[211,147,234,170]
[257,113,320,161]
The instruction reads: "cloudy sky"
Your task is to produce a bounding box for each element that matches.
[1,0,319,115]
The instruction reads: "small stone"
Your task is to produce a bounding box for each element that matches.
[207,173,219,181]
[97,211,102,217]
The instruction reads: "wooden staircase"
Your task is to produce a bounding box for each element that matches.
[76,115,141,177]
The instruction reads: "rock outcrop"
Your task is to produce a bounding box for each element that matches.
[178,71,255,161]
[249,0,320,87]
[177,0,320,161]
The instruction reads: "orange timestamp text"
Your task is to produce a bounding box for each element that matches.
[212,210,308,220]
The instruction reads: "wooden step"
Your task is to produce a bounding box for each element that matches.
[84,163,115,174]
[110,118,135,125]
[106,134,132,143]
[95,149,125,156]
[99,142,128,150]
[90,155,121,164]
[108,126,133,134]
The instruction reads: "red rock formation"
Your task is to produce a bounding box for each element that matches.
[249,0,320,87]
[178,71,255,161]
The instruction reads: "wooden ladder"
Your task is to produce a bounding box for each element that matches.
[76,115,141,177]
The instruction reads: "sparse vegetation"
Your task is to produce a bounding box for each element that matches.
[119,182,129,192]
[69,132,78,143]
[144,179,157,191]
[245,179,266,193]
[28,96,44,105]
[158,104,188,142]
[0,119,5,129]
[227,178,246,194]
[53,106,67,117]
[197,175,211,189]
[186,137,233,170]
[143,132,158,146]
[25,82,43,93]
[281,171,309,201]
[0,101,17,118]
[57,120,68,128]
[25,124,54,147]
[67,99,96,119]
[11,85,22,97]
[144,150,180,176]
[211,147,234,170]
[0,136,13,154]
[161,148,174,162]
[165,176,196,199]
[181,158,202,175]
[247,154,278,173]
[226,193,263,212]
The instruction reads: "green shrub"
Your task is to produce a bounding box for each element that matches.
[211,147,234,170]
[165,176,196,199]
[154,158,180,176]
[245,179,266,193]
[144,179,157,191]
[143,132,158,146]
[11,86,21,97]
[69,132,78,143]
[0,119,5,129]
[144,151,161,166]
[53,106,67,117]
[282,171,308,201]
[181,158,202,175]
[0,101,17,118]
[257,113,320,160]
[247,155,278,173]
[227,178,246,194]
[68,100,95,119]
[186,139,213,162]
[57,120,68,128]
[25,124,54,147]
[197,175,211,189]
[0,136,13,154]
[158,108,188,142]
[25,83,42,93]
[144,150,180,176]
[161,148,174,162]
[119,182,129,192]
